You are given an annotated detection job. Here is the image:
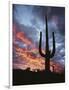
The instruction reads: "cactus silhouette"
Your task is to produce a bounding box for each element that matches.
[39,16,55,71]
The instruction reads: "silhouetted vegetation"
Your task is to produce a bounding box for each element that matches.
[13,69,65,85]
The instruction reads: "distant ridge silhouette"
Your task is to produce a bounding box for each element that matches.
[13,69,65,85]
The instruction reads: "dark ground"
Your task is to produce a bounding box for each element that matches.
[13,69,65,85]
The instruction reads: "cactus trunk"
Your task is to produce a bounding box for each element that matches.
[45,57,50,71]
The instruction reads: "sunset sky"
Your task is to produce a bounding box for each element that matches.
[13,4,65,73]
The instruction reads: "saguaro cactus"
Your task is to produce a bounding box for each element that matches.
[39,16,55,71]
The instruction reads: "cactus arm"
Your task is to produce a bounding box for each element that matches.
[50,32,55,58]
[39,32,45,57]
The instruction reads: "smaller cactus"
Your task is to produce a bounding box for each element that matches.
[52,65,55,72]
